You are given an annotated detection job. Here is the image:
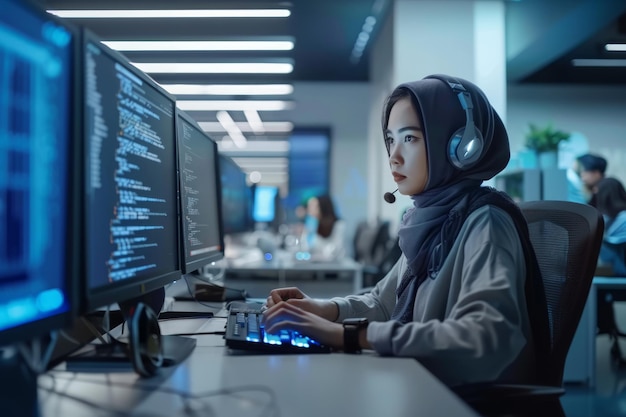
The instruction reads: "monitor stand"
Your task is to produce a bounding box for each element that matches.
[0,348,38,417]
[65,287,196,376]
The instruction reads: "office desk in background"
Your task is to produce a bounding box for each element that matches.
[564,276,626,388]
[223,249,364,299]
[40,302,480,417]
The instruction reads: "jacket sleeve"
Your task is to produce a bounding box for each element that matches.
[366,207,531,385]
[330,256,404,322]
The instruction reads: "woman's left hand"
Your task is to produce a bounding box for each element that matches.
[261,301,344,349]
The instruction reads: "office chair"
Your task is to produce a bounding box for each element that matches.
[454,200,604,416]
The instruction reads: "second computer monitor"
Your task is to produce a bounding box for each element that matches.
[176,111,224,274]
[218,154,254,236]
[82,31,180,311]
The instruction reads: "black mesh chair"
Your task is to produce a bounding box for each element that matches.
[455,201,604,416]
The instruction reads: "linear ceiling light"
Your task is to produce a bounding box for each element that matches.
[605,44,626,52]
[47,9,291,19]
[198,121,293,133]
[244,110,265,134]
[177,100,294,111]
[132,62,293,74]
[102,40,294,52]
[216,111,247,148]
[571,59,626,67]
[219,140,289,152]
[161,84,293,96]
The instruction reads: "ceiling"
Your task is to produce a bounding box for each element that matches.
[39,0,626,186]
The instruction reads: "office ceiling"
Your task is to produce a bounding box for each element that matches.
[40,0,626,186]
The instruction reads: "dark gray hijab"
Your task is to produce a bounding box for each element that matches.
[384,74,511,322]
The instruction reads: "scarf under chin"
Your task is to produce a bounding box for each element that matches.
[391,179,486,322]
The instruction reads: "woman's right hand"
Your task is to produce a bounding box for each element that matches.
[265,287,338,321]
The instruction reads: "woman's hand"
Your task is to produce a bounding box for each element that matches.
[261,301,344,349]
[265,287,338,321]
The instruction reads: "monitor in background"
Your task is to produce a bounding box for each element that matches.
[253,185,279,224]
[176,110,224,274]
[218,154,254,236]
[0,0,79,412]
[75,30,194,374]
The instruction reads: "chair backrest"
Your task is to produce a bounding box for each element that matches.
[353,220,391,265]
[519,200,604,386]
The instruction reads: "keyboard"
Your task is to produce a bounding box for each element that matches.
[224,307,331,354]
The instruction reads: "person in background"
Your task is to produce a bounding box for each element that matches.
[593,177,626,276]
[301,194,347,260]
[590,177,626,360]
[262,74,549,388]
[576,153,607,203]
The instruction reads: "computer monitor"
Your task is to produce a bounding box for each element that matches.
[81,30,180,312]
[253,185,279,224]
[218,154,254,236]
[0,0,78,348]
[176,110,224,274]
[0,0,79,412]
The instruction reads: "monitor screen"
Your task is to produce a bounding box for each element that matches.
[176,110,224,273]
[253,185,279,223]
[218,154,254,235]
[82,31,180,311]
[0,0,77,346]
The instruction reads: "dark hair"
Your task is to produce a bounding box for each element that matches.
[315,194,339,238]
[381,88,414,155]
[577,153,607,174]
[593,177,626,219]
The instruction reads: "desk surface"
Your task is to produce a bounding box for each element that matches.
[40,305,479,417]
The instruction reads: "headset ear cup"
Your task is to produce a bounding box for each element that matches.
[448,127,483,170]
[129,302,163,377]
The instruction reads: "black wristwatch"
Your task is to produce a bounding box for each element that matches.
[343,318,368,354]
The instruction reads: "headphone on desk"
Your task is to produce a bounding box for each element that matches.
[128,302,163,377]
[425,75,493,170]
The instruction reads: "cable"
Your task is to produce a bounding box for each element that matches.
[43,373,280,417]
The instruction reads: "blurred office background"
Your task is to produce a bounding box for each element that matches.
[43,0,626,251]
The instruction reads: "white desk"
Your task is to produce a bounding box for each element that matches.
[39,311,479,417]
[223,250,364,297]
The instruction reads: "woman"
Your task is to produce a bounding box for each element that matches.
[262,74,549,387]
[593,177,626,275]
[301,194,347,260]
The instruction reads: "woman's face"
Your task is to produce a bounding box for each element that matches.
[307,197,320,218]
[385,97,429,196]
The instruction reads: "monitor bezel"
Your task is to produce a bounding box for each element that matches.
[175,109,225,274]
[80,29,182,313]
[0,0,80,347]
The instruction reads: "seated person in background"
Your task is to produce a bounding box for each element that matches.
[592,177,626,276]
[262,74,549,387]
[576,153,607,204]
[300,194,347,260]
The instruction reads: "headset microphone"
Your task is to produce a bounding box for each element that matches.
[384,189,398,204]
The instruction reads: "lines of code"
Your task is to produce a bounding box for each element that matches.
[85,43,178,288]
[177,118,221,263]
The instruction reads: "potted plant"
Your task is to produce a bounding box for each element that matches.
[524,123,570,169]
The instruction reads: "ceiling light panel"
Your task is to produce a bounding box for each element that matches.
[47,9,291,19]
[132,62,293,74]
[161,84,293,96]
[102,40,294,52]
[177,100,294,111]
[198,121,293,133]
